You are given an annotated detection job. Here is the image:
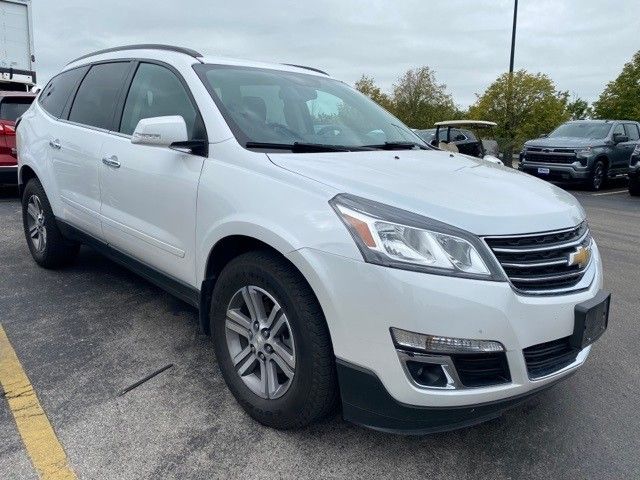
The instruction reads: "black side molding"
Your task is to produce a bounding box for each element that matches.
[57,219,200,308]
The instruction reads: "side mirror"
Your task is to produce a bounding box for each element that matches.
[539,133,548,138]
[613,133,629,144]
[454,134,466,141]
[131,116,188,147]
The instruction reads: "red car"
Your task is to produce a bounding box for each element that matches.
[0,91,36,185]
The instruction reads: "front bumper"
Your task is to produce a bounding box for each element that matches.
[287,243,604,429]
[0,165,17,185]
[337,359,575,434]
[519,161,590,182]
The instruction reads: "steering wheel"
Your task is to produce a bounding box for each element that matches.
[267,122,304,141]
[316,125,343,137]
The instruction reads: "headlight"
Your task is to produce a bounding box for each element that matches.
[330,194,504,280]
[575,147,592,157]
[633,144,640,154]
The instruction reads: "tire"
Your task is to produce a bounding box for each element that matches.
[587,160,607,191]
[210,250,338,429]
[21,178,80,268]
[630,177,640,196]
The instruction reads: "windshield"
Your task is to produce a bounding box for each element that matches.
[548,122,611,139]
[194,64,427,151]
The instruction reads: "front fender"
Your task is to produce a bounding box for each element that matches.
[196,216,301,285]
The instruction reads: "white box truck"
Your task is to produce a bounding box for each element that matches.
[0,0,35,91]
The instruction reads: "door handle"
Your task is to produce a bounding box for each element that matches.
[49,139,61,150]
[102,155,121,168]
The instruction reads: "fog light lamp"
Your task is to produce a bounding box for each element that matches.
[391,327,504,354]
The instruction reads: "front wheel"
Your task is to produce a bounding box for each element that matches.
[587,160,607,191]
[21,178,80,268]
[210,251,338,429]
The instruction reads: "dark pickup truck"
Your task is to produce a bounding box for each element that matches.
[519,120,640,191]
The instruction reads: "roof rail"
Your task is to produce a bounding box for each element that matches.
[67,44,203,65]
[282,63,329,76]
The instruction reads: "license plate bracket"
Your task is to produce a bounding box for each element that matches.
[571,291,610,349]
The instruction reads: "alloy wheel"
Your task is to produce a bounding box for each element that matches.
[593,163,604,190]
[26,195,47,253]
[225,286,296,399]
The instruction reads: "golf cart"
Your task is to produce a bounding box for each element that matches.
[415,120,503,165]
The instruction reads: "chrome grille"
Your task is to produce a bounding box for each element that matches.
[524,147,577,165]
[484,223,593,295]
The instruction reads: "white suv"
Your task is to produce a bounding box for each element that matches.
[17,45,610,433]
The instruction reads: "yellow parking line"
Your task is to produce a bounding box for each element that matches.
[0,324,76,479]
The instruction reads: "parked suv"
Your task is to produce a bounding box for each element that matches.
[0,91,35,184]
[16,45,610,433]
[519,120,640,191]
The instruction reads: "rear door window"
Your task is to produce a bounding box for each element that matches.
[68,62,131,130]
[38,67,87,118]
[624,124,640,141]
[0,97,34,121]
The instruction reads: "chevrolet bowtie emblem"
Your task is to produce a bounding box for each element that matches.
[568,245,591,268]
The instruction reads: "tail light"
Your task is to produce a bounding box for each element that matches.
[0,121,16,153]
[0,121,16,136]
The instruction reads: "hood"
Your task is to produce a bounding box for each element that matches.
[524,137,602,148]
[269,149,584,235]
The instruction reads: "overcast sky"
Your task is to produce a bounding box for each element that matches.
[32,0,640,108]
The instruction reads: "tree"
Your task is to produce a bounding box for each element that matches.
[391,67,458,129]
[566,96,592,120]
[592,50,640,121]
[469,70,570,167]
[354,75,393,112]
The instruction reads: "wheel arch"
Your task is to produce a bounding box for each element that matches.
[198,233,325,337]
[18,164,39,197]
[593,154,609,168]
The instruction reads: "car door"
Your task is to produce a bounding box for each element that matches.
[610,123,634,174]
[53,62,132,237]
[99,61,207,286]
[36,67,87,221]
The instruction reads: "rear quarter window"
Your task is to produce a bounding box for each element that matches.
[38,66,87,118]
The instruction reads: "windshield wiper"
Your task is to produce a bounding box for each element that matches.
[245,142,374,152]
[365,141,429,150]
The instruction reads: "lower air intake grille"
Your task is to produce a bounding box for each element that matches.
[451,352,511,387]
[523,337,579,379]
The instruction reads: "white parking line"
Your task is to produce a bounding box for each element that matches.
[592,189,628,196]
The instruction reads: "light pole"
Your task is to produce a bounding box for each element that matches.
[509,0,518,74]
[505,0,518,167]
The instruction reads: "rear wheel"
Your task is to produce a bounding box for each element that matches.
[210,251,338,429]
[21,178,80,268]
[587,160,607,191]
[629,176,640,196]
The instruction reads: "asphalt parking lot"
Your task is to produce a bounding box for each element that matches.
[1,183,639,479]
